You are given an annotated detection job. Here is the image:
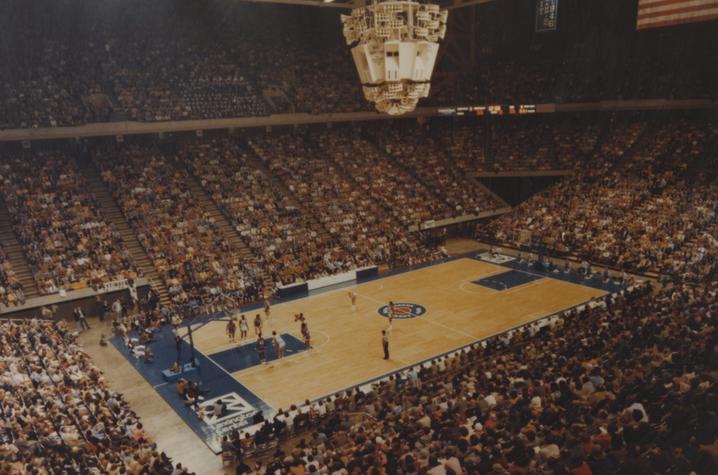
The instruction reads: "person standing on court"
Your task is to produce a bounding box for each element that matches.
[382,330,389,360]
[78,307,90,331]
[74,307,90,331]
[226,318,237,343]
[239,314,248,340]
[128,278,139,306]
[388,301,396,326]
[348,291,357,311]
[112,298,123,320]
[272,331,286,359]
[256,334,267,364]
[263,297,271,321]
[301,318,311,349]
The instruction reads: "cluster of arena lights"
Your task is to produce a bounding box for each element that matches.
[341,0,448,115]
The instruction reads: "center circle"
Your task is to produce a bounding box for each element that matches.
[377,302,427,319]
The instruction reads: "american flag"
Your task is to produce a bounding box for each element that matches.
[636,0,718,30]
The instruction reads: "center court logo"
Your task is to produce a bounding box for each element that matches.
[377,302,427,319]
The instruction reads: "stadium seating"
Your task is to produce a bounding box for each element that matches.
[179,136,352,286]
[0,244,23,306]
[0,1,715,129]
[110,46,269,122]
[0,318,176,473]
[0,150,137,294]
[315,128,455,225]
[249,132,444,268]
[483,118,718,280]
[92,143,263,305]
[1,2,716,475]
[378,123,497,216]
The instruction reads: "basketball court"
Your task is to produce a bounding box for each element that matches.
[187,254,610,410]
[112,252,621,452]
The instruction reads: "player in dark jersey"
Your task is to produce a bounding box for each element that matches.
[256,334,266,364]
[301,319,311,349]
[264,297,271,321]
[226,318,237,343]
[348,291,357,311]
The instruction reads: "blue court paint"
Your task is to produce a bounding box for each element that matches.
[473,269,542,290]
[112,325,273,454]
[481,253,626,293]
[208,334,306,373]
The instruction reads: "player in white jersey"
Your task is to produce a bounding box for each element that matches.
[272,331,286,359]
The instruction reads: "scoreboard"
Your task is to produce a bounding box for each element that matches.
[437,104,537,116]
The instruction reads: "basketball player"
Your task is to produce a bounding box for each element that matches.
[264,298,271,321]
[301,319,311,349]
[382,330,389,360]
[272,331,286,359]
[348,291,357,311]
[239,314,248,340]
[253,314,262,336]
[256,334,266,364]
[226,318,237,343]
[387,301,396,331]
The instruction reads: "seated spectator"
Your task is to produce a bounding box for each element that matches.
[0,243,23,307]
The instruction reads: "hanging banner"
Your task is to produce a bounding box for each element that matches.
[536,0,559,32]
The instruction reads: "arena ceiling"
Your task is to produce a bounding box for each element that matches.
[240,0,495,10]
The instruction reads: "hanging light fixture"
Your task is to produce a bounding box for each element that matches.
[341,1,448,115]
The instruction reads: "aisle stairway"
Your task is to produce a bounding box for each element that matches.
[78,162,172,307]
[183,175,256,261]
[180,172,272,289]
[0,197,40,298]
[362,132,465,212]
[244,142,343,257]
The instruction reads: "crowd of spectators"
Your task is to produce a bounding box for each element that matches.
[252,40,369,115]
[316,128,455,225]
[1,115,714,306]
[230,279,718,474]
[1,1,715,129]
[179,136,351,286]
[0,40,98,129]
[0,317,180,473]
[92,143,263,305]
[0,149,137,294]
[108,43,269,122]
[249,132,443,269]
[0,244,23,307]
[379,124,497,216]
[483,118,718,280]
